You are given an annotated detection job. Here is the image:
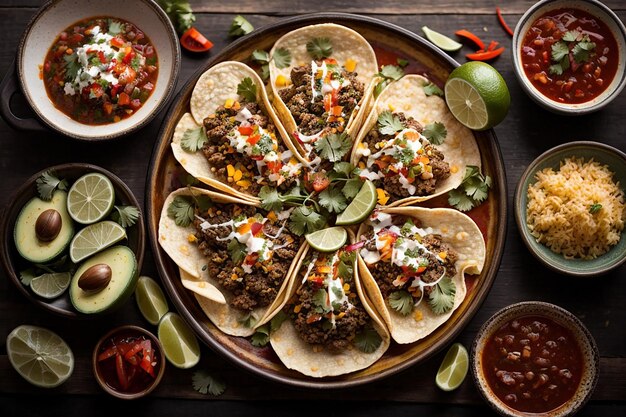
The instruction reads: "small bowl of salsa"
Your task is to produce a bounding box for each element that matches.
[512,0,626,115]
[93,325,165,399]
[471,302,599,417]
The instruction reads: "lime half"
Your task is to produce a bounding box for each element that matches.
[422,26,463,52]
[435,342,469,391]
[335,180,377,226]
[67,173,115,225]
[158,312,200,369]
[6,325,74,388]
[136,276,169,326]
[30,272,71,299]
[305,226,348,253]
[444,61,510,131]
[69,220,127,263]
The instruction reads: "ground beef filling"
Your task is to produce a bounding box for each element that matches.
[193,205,300,312]
[201,101,296,194]
[278,63,365,136]
[365,112,451,201]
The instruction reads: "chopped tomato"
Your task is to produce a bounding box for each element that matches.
[69,33,85,43]
[89,83,104,99]
[180,27,213,53]
[118,92,130,106]
[118,66,137,85]
[250,222,264,237]
[246,134,261,145]
[238,125,254,136]
[123,49,136,65]
[312,173,330,192]
[306,313,323,324]
[266,160,282,174]
[139,340,155,377]
[110,36,125,48]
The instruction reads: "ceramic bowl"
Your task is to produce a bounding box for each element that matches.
[0,163,146,318]
[512,0,626,115]
[11,0,180,140]
[515,141,626,277]
[93,325,165,399]
[471,301,599,417]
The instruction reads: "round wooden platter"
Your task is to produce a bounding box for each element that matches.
[146,12,507,389]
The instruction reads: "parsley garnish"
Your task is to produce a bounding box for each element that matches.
[354,326,383,353]
[227,239,247,264]
[389,290,414,316]
[423,82,444,97]
[192,370,226,396]
[229,15,254,37]
[589,203,602,214]
[180,127,207,152]
[289,206,326,236]
[377,110,404,135]
[167,196,195,227]
[422,122,447,145]
[429,276,456,315]
[306,38,333,60]
[110,205,140,228]
[272,48,292,69]
[374,65,405,98]
[548,30,596,76]
[314,132,352,162]
[157,0,195,34]
[237,77,257,103]
[318,186,347,213]
[448,165,492,212]
[250,48,292,80]
[36,171,68,201]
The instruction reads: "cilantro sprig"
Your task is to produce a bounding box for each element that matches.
[374,64,405,98]
[548,30,596,76]
[250,48,292,80]
[448,165,492,212]
[192,370,226,396]
[110,205,140,228]
[314,132,352,162]
[422,122,447,145]
[250,311,288,347]
[180,127,207,152]
[389,290,414,315]
[306,38,333,60]
[237,77,257,103]
[429,276,456,315]
[229,15,254,37]
[157,0,195,34]
[377,111,404,136]
[354,326,383,353]
[423,81,444,97]
[36,171,68,201]
[167,194,212,227]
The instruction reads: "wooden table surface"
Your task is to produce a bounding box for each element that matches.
[1,1,625,416]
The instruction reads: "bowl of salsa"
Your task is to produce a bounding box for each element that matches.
[9,0,180,140]
[512,0,626,115]
[471,302,599,417]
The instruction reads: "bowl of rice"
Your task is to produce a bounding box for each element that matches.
[515,141,626,277]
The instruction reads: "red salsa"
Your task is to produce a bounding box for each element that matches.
[42,17,158,125]
[96,331,160,394]
[482,315,583,413]
[521,8,618,104]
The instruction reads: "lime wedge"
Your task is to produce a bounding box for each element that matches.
[444,61,510,131]
[435,342,469,391]
[30,272,71,299]
[422,26,463,52]
[158,312,200,369]
[305,226,348,252]
[136,276,169,326]
[67,173,115,225]
[6,325,74,388]
[335,180,377,226]
[69,220,127,263]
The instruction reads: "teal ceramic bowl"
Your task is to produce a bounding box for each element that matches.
[515,141,626,276]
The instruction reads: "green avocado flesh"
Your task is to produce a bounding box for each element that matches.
[14,191,74,263]
[70,245,138,314]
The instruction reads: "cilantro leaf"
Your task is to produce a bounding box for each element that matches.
[258,186,283,212]
[227,238,247,264]
[20,268,37,286]
[319,186,347,213]
[110,205,140,228]
[288,206,325,236]
[251,49,270,63]
[332,161,354,177]
[270,310,288,332]
[551,41,569,63]
[429,276,456,315]
[167,196,195,227]
[388,290,414,316]
[314,132,352,162]
[229,15,254,37]
[342,177,363,200]
[250,324,270,347]
[272,48,292,69]
[374,80,388,98]
[589,203,602,214]
[448,165,491,212]
[562,30,580,42]
[397,58,409,68]
[377,110,404,135]
[422,122,447,145]
[447,189,475,212]
[180,127,206,152]
[572,38,595,63]
[306,38,333,60]
[63,53,80,82]
[237,77,257,103]
[108,20,124,35]
[192,370,226,396]
[157,0,195,33]
[549,64,564,76]
[312,288,331,313]
[36,171,68,201]
[238,312,257,328]
[337,251,355,280]
[354,326,383,353]
[379,65,404,81]
[423,82,444,97]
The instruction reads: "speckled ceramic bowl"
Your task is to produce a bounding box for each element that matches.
[471,302,599,417]
[515,141,626,277]
[512,0,626,115]
[9,0,180,140]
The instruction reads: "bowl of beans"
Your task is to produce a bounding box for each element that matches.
[471,302,599,417]
[512,0,626,115]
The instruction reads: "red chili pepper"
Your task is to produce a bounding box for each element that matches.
[115,353,128,390]
[124,342,143,361]
[180,27,213,53]
[455,29,486,50]
[139,340,155,378]
[487,40,499,51]
[466,47,505,61]
[97,346,118,362]
[496,7,514,37]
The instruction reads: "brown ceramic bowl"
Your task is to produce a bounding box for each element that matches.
[93,325,165,399]
[471,302,599,417]
[0,163,145,318]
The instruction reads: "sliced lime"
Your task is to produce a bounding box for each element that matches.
[136,276,169,326]
[69,220,127,263]
[67,173,115,225]
[435,342,469,391]
[422,26,463,52]
[30,272,71,299]
[6,325,74,388]
[305,226,348,252]
[157,312,200,369]
[335,180,377,226]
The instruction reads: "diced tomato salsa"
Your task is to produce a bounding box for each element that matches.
[42,16,158,125]
[521,8,618,104]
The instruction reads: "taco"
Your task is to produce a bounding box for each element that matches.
[268,24,378,162]
[350,74,481,206]
[171,61,306,202]
[158,187,305,336]
[269,233,390,377]
[356,207,486,344]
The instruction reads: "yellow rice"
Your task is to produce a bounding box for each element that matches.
[526,157,625,259]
